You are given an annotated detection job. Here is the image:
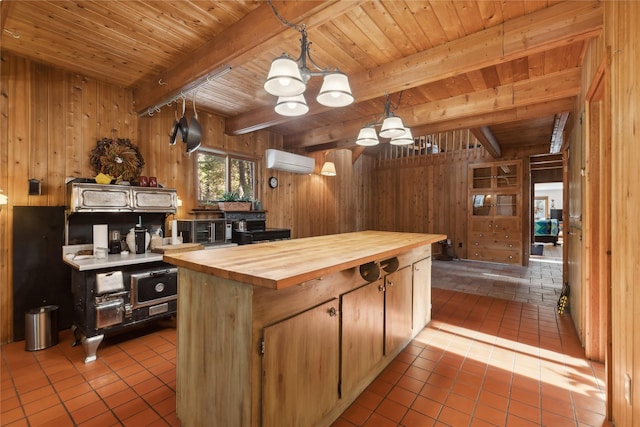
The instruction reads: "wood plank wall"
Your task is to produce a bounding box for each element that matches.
[0,52,374,344]
[605,2,640,424]
[566,32,608,358]
[0,54,138,343]
[0,49,535,345]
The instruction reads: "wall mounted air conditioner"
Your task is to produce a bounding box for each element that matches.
[265,149,315,174]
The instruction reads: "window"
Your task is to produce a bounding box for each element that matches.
[196,150,256,205]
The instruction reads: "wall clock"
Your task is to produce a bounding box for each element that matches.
[268,176,279,188]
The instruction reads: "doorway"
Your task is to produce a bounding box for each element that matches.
[530,154,564,264]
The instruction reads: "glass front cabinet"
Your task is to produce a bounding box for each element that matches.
[468,161,523,265]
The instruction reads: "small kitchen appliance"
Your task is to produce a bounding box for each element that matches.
[109,230,122,254]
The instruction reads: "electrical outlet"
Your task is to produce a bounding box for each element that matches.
[625,373,632,405]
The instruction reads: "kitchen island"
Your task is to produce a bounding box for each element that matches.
[163,230,446,427]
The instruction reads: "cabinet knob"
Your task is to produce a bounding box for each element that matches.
[474,252,479,256]
[388,281,394,288]
[328,307,337,317]
[488,224,492,228]
[479,233,484,237]
[378,285,386,292]
[474,242,479,246]
[505,235,509,239]
[509,244,513,248]
[509,255,513,259]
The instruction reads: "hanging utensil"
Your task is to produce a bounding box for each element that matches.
[179,97,189,143]
[169,102,180,146]
[185,92,202,154]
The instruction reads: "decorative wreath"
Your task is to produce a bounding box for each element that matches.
[89,138,145,182]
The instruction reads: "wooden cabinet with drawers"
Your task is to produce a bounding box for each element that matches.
[468,161,523,265]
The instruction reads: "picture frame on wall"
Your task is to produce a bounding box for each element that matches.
[534,196,548,220]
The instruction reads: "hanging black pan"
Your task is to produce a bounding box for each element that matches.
[185,93,202,154]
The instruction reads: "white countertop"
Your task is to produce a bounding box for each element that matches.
[62,243,236,271]
[62,244,164,271]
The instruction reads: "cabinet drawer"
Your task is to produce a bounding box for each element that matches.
[471,218,520,233]
[469,231,520,242]
[131,188,176,212]
[469,238,521,251]
[468,248,521,264]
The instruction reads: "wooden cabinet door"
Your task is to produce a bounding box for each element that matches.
[385,266,413,355]
[341,280,385,396]
[412,257,432,333]
[262,299,340,427]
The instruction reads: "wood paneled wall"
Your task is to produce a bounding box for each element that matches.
[0,53,373,343]
[606,1,640,424]
[1,54,138,343]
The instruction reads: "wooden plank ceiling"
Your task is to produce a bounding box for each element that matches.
[1,0,603,156]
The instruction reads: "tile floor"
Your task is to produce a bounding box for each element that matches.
[2,257,608,427]
[431,256,564,308]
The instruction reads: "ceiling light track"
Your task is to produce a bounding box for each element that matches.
[264,0,353,116]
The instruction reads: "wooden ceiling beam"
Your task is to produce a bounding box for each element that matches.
[226,1,602,135]
[296,98,576,152]
[133,1,357,114]
[285,68,580,148]
[470,127,502,159]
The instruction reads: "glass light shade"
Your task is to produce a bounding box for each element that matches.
[390,127,414,145]
[264,55,305,97]
[355,127,380,146]
[320,161,337,176]
[275,95,309,116]
[379,116,406,138]
[316,72,354,107]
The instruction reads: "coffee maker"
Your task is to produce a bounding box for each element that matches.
[109,230,122,254]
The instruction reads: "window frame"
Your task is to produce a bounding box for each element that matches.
[195,148,258,206]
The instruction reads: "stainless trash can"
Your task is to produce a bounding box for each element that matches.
[25,305,59,351]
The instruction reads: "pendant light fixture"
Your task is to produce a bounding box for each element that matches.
[390,128,414,145]
[264,1,353,116]
[275,95,309,117]
[356,92,412,146]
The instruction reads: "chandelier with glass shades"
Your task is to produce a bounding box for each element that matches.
[356,92,413,146]
[264,2,354,117]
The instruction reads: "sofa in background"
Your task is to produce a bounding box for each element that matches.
[534,218,559,245]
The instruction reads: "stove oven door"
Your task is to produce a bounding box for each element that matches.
[95,298,124,329]
[131,268,178,309]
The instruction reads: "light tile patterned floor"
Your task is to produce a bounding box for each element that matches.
[2,255,608,427]
[431,257,564,308]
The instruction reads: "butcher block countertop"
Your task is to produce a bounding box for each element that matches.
[163,230,446,290]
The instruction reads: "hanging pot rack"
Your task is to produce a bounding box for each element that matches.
[140,65,232,117]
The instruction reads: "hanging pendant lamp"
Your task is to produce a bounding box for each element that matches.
[316,72,354,107]
[355,127,380,146]
[275,95,309,116]
[390,127,414,145]
[264,3,353,116]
